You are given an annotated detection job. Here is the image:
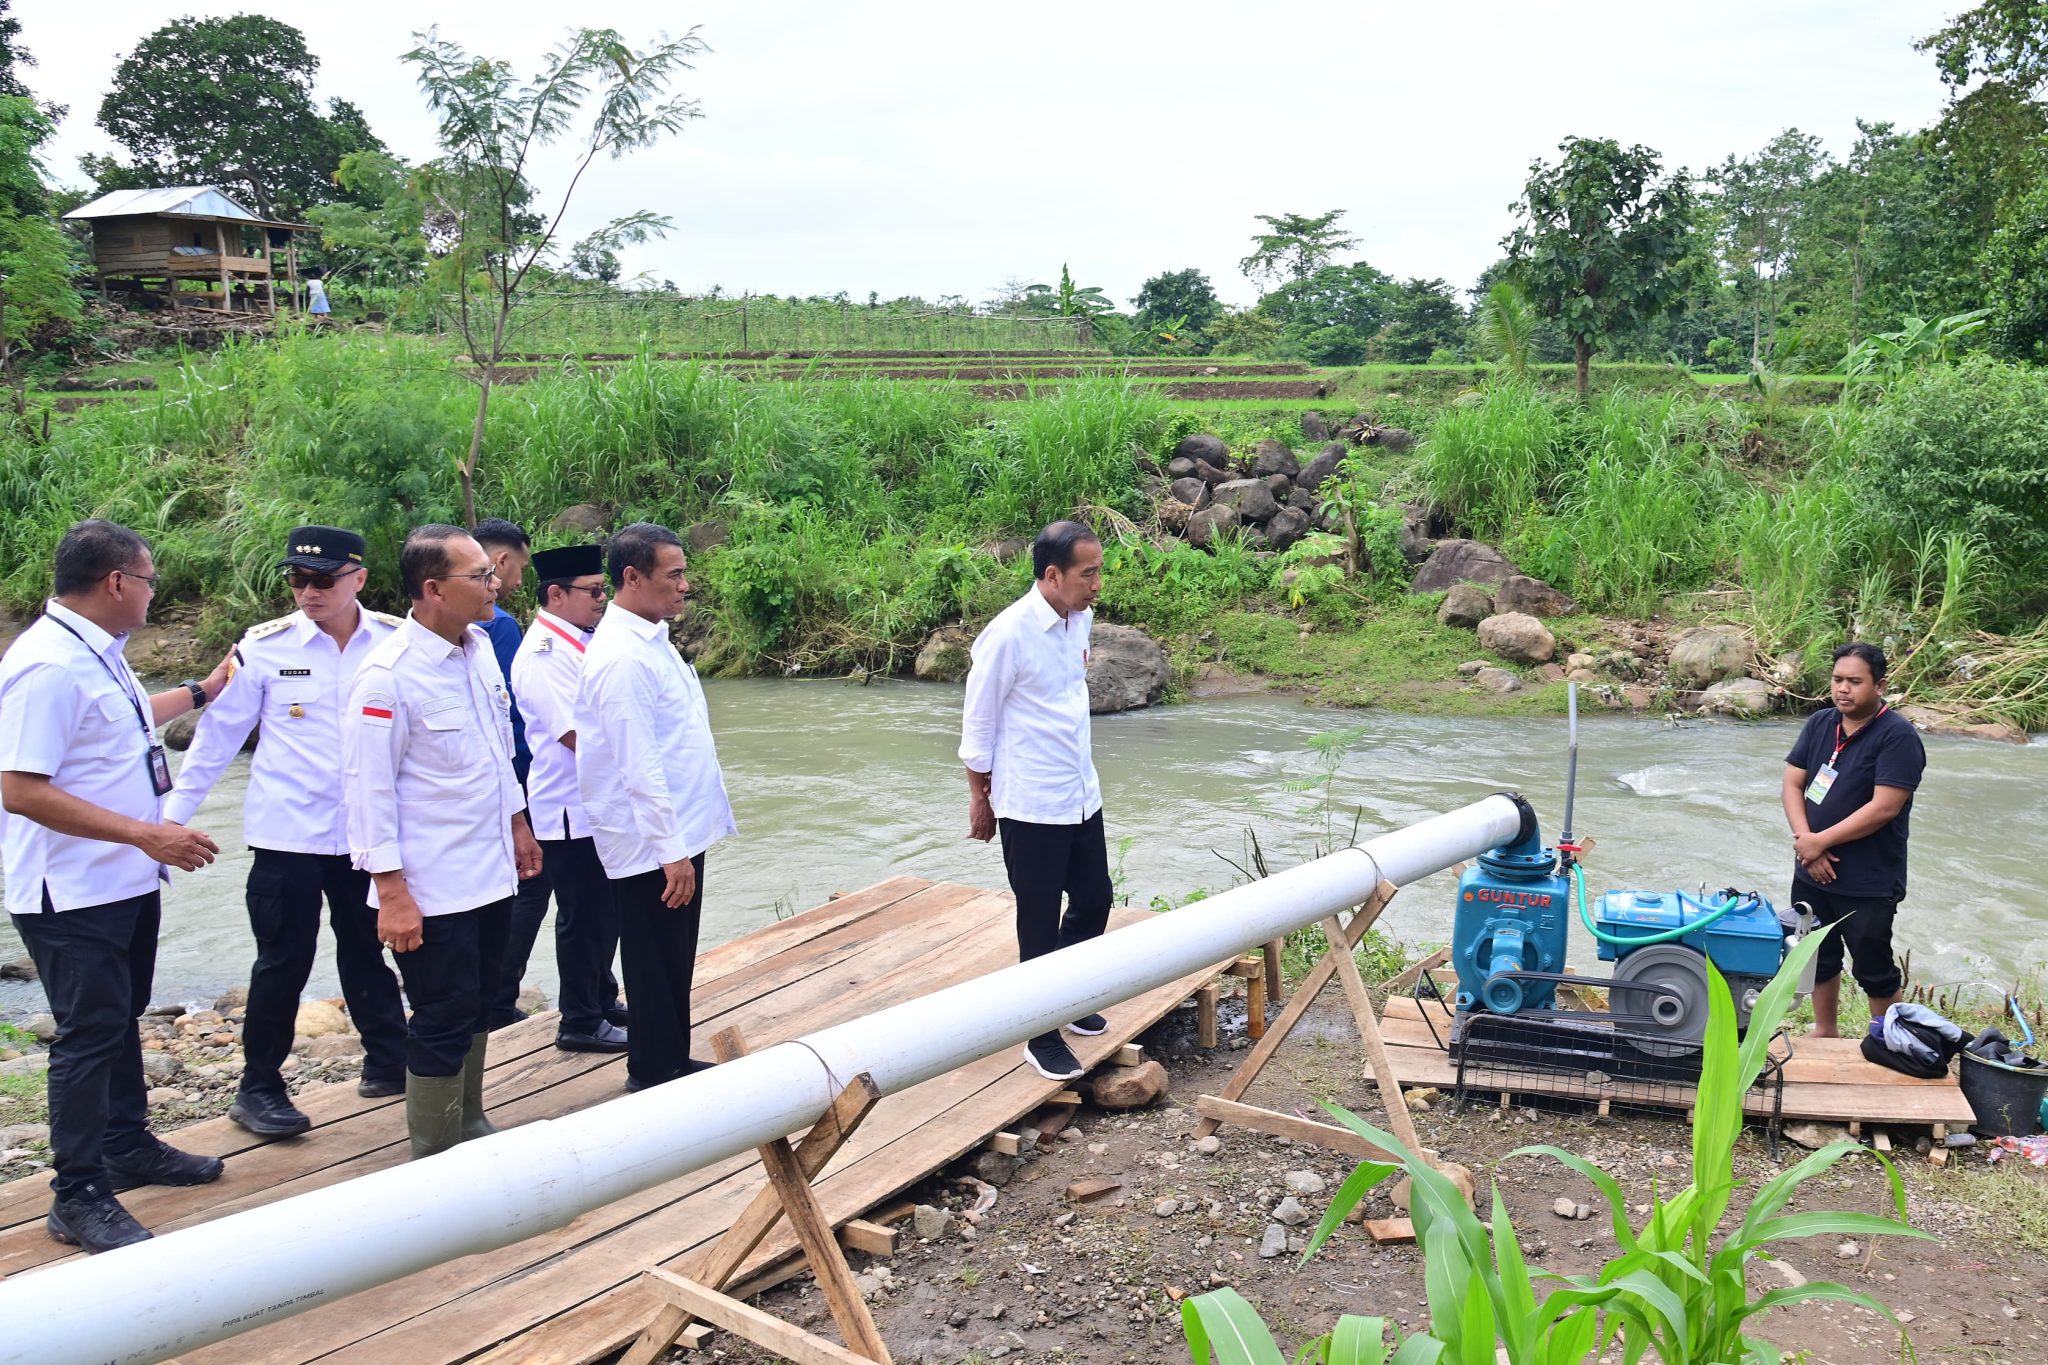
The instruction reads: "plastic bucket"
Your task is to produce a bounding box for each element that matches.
[1958,1051,2048,1137]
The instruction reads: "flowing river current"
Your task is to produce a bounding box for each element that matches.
[3,679,2044,1017]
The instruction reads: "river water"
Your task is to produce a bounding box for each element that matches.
[3,680,2044,1017]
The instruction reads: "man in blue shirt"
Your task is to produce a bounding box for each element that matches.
[473,519,547,1031]
[1781,642,1927,1038]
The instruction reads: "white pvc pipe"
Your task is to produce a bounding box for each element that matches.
[0,794,1524,1365]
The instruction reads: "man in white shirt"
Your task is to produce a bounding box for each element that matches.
[576,523,736,1093]
[960,521,1111,1083]
[505,543,627,1054]
[165,526,411,1138]
[0,520,230,1252]
[342,525,543,1158]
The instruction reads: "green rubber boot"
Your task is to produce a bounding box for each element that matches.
[460,1032,497,1142]
[405,1071,465,1160]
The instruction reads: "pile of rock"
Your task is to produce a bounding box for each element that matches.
[1160,433,1349,553]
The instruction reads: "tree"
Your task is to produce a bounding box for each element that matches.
[1238,209,1359,290]
[0,95,81,369]
[0,0,48,108]
[1505,136,1697,395]
[1377,277,1466,363]
[1474,280,1538,380]
[1131,267,1220,333]
[1712,129,1828,366]
[406,25,706,525]
[1985,172,2048,360]
[1260,261,1393,365]
[302,150,428,288]
[89,16,384,218]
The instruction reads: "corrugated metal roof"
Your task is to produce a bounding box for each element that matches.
[64,186,264,222]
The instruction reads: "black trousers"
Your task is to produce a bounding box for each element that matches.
[388,897,512,1077]
[1792,881,1904,998]
[612,855,704,1088]
[11,890,160,1202]
[242,849,407,1095]
[998,811,1114,963]
[492,843,622,1031]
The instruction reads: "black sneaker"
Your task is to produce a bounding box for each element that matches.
[229,1090,313,1138]
[1022,1033,1086,1081]
[47,1192,152,1253]
[357,1073,405,1099]
[103,1138,225,1191]
[1066,1013,1109,1036]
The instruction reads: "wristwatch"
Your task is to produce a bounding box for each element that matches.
[181,679,207,711]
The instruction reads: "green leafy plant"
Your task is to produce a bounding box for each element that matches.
[1840,308,1989,390]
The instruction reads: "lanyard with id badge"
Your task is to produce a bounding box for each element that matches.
[48,615,174,797]
[1805,702,1887,807]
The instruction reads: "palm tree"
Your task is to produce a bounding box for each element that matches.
[1474,280,1538,382]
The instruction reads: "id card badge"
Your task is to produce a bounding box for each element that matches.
[1803,761,1837,806]
[147,744,174,797]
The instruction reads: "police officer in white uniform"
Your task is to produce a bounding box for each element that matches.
[0,520,231,1252]
[506,543,627,1053]
[163,526,411,1137]
[342,525,543,1158]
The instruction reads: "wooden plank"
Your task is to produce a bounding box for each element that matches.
[1321,910,1424,1157]
[1065,1178,1122,1202]
[1225,956,1263,979]
[1245,970,1267,1041]
[837,1220,898,1256]
[1193,1096,1400,1162]
[1192,883,1396,1139]
[1196,985,1219,1049]
[749,1100,892,1359]
[1262,938,1286,1011]
[985,1132,1022,1157]
[1113,1043,1143,1068]
[643,1268,877,1365]
[1384,947,1450,995]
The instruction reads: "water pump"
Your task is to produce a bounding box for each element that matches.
[1448,686,1791,1054]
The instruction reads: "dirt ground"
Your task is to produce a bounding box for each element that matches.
[692,997,2048,1365]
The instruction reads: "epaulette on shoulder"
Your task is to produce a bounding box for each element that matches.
[369,611,406,628]
[243,614,295,643]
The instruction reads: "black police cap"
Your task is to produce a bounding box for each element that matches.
[277,526,367,573]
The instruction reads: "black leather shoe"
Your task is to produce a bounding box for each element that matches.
[604,1004,630,1028]
[556,1021,629,1053]
[680,1057,717,1077]
[230,1090,313,1138]
[102,1138,224,1192]
[47,1193,152,1253]
[357,1073,405,1099]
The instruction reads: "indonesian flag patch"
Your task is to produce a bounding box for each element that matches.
[360,692,396,727]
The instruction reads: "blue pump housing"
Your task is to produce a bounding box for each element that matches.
[1451,800,1570,1015]
[1591,890,1784,977]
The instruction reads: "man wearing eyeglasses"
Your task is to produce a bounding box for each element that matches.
[163,526,411,1139]
[0,519,231,1252]
[503,544,628,1055]
[343,525,543,1159]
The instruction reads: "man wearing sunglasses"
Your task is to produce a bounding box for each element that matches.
[163,526,411,1139]
[504,544,628,1054]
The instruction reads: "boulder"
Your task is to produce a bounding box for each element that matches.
[1478,612,1557,665]
[303,1032,365,1060]
[914,626,976,683]
[1455,660,1489,677]
[1086,624,1170,713]
[684,521,730,554]
[213,984,248,1013]
[1567,668,1602,684]
[1,956,37,982]
[293,1000,352,1039]
[1436,584,1494,628]
[1296,442,1348,493]
[971,1150,1019,1186]
[163,708,258,754]
[1495,574,1578,618]
[1212,479,1280,525]
[1168,477,1209,508]
[991,538,1027,565]
[1166,456,1198,481]
[1248,441,1300,479]
[1698,677,1774,717]
[1398,502,1434,564]
[1365,426,1417,453]
[26,1013,56,1043]
[1300,411,1331,442]
[549,503,609,536]
[1471,667,1523,694]
[1286,486,1318,514]
[1263,506,1311,553]
[1534,663,1567,683]
[1173,433,1229,468]
[913,1204,955,1241]
[1186,504,1241,548]
[141,1050,180,1084]
[1409,539,1517,594]
[1191,459,1233,487]
[1263,474,1294,503]
[1897,704,2030,745]
[1668,625,1753,687]
[1091,1059,1169,1109]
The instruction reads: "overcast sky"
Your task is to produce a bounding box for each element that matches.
[18,1,1963,308]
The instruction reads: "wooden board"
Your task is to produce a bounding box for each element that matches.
[0,878,1212,1365]
[1375,995,1976,1126]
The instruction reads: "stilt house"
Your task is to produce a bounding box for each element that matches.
[62,186,312,316]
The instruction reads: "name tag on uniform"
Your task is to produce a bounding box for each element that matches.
[1804,762,1838,805]
[279,668,311,677]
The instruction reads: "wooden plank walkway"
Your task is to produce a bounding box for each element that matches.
[0,877,1216,1363]
[1378,991,1976,1126]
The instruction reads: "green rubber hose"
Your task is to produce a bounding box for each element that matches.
[1572,863,1746,947]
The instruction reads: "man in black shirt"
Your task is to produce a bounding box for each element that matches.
[1781,642,1926,1037]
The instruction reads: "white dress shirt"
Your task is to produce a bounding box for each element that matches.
[343,614,525,917]
[0,600,166,915]
[510,608,592,842]
[959,584,1102,825]
[576,602,736,878]
[162,606,399,852]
